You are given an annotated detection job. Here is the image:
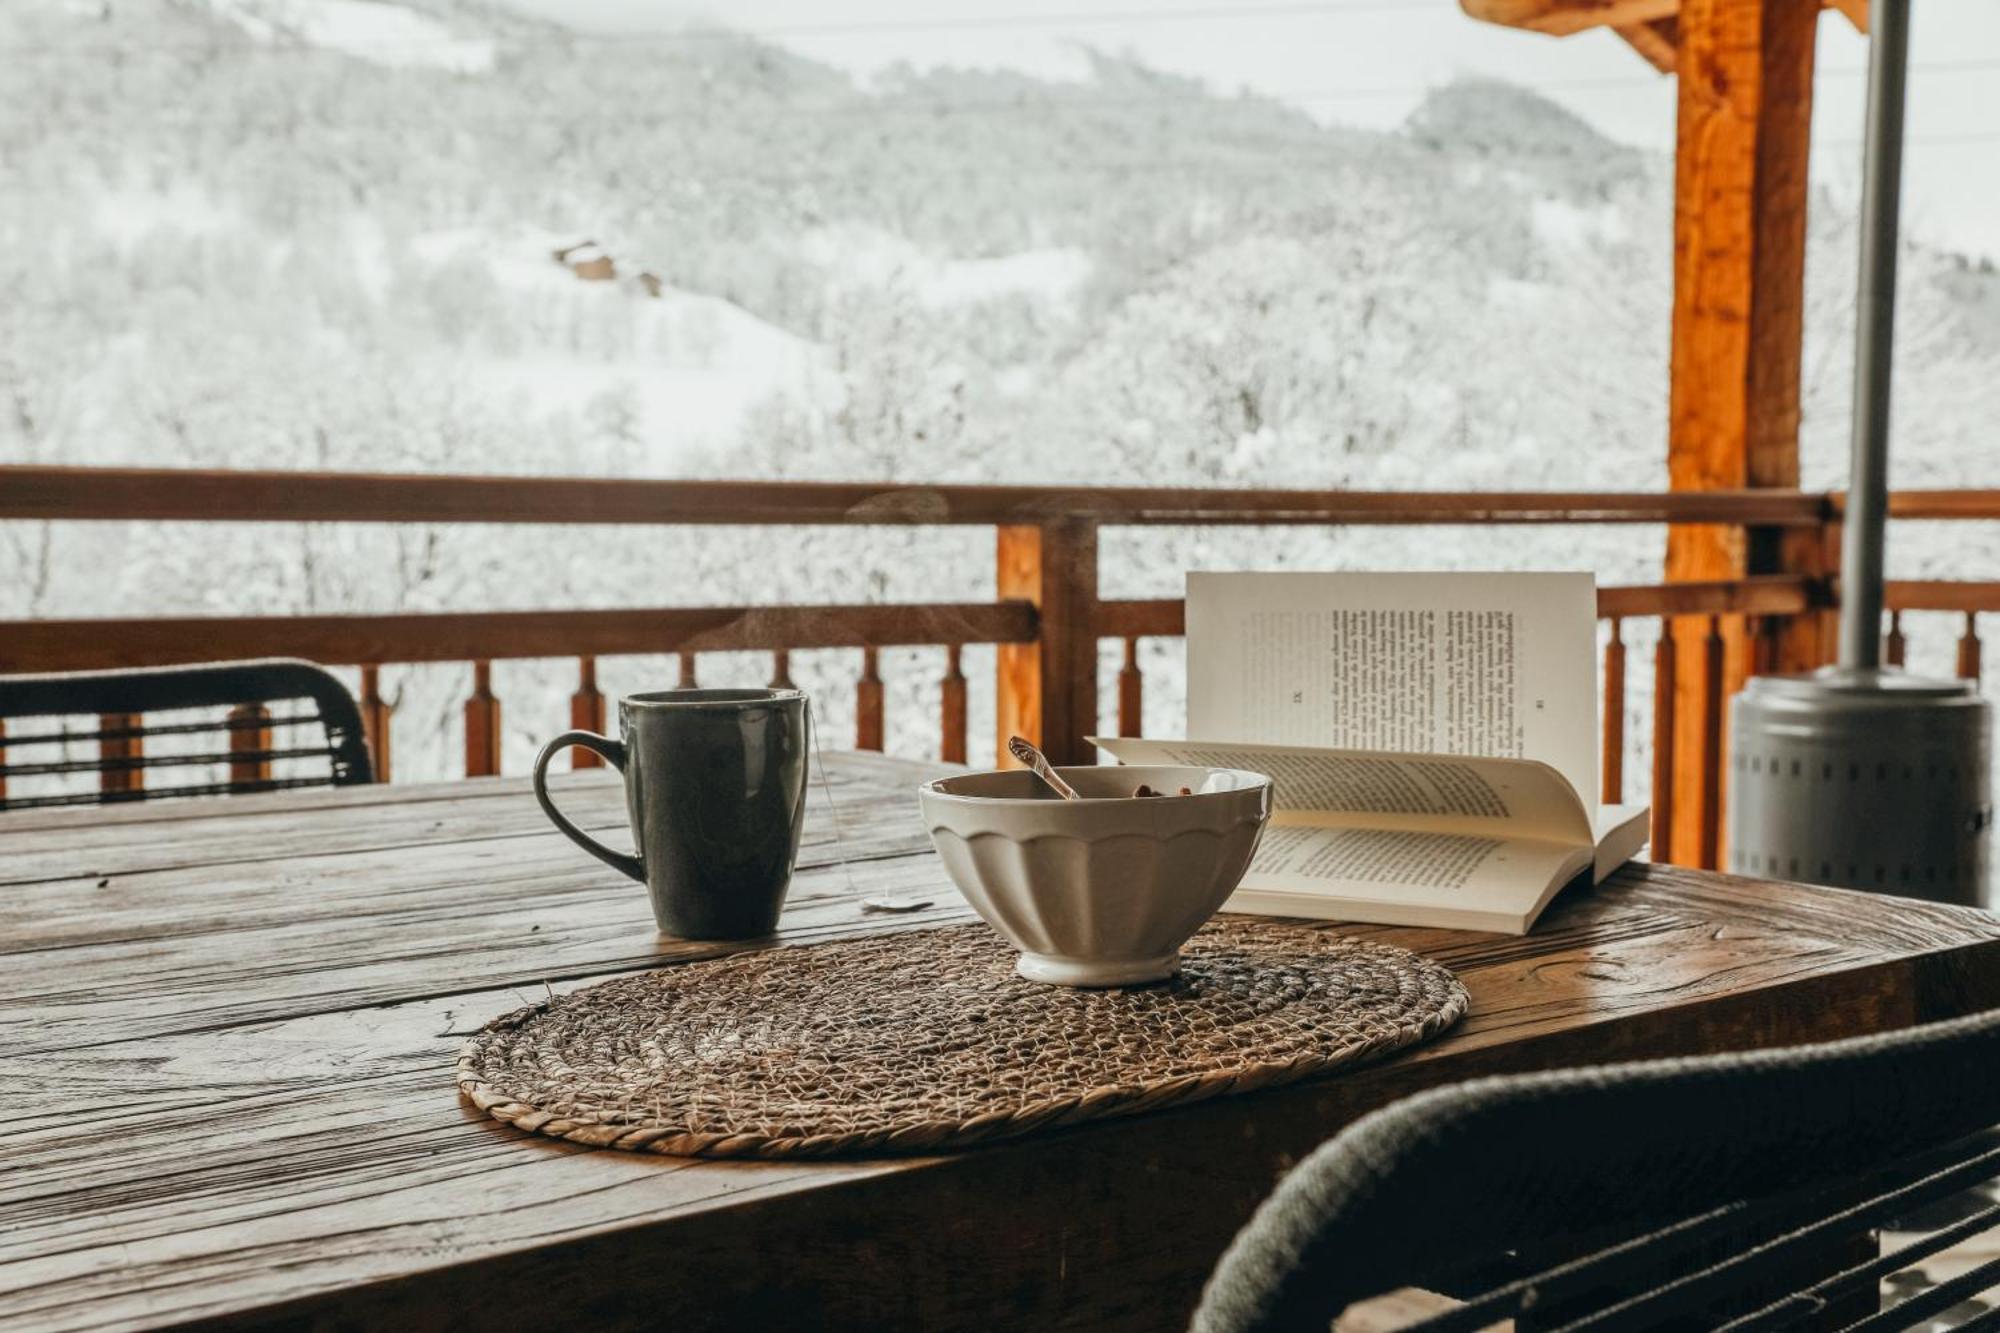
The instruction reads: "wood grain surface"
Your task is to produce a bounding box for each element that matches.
[4,753,1998,1332]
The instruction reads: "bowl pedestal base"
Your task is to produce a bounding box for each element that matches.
[1014,951,1181,988]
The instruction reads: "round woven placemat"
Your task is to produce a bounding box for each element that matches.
[457,919,1468,1158]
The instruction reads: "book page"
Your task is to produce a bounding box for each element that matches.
[1186,572,1598,812]
[1230,822,1587,924]
[1092,735,1592,845]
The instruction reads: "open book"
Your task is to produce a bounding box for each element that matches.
[1092,571,1648,934]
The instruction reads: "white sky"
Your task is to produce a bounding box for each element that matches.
[496,0,2000,262]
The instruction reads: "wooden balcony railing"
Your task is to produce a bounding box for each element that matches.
[4,466,1997,872]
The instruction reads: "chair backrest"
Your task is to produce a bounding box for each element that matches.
[1193,1005,2000,1333]
[0,659,373,811]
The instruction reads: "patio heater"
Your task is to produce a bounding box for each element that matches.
[1726,0,1992,904]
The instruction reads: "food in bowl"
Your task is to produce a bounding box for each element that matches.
[918,764,1273,987]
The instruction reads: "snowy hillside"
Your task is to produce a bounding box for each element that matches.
[4,0,1998,779]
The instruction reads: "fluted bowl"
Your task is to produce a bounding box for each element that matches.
[918,765,1273,987]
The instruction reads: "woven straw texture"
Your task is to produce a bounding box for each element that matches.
[457,919,1469,1159]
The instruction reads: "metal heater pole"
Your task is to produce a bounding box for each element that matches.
[1837,0,1912,670]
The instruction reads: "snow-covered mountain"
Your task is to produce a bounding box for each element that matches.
[5,0,1997,777]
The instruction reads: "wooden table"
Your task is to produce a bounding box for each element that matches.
[5,752,1999,1332]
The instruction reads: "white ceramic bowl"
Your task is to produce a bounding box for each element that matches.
[918,765,1273,987]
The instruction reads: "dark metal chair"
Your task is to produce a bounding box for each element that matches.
[1194,1007,2000,1333]
[0,659,373,811]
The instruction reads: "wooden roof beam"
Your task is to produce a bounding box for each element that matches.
[1616,15,1681,71]
[1464,0,1862,37]
[1459,0,1680,36]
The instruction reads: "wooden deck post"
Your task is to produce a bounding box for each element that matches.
[996,520,1098,768]
[359,665,392,784]
[1663,0,1822,864]
[465,661,500,777]
[570,656,605,768]
[227,703,272,785]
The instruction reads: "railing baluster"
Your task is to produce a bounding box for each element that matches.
[856,647,884,752]
[1753,612,1781,677]
[228,703,272,784]
[360,664,392,783]
[1602,619,1625,805]
[1652,622,1677,864]
[770,649,794,690]
[571,656,605,768]
[940,644,967,765]
[1118,636,1143,738]
[465,660,500,777]
[0,719,6,804]
[1959,612,1983,686]
[1700,615,1725,870]
[1885,610,1906,667]
[100,713,142,796]
[678,650,698,689]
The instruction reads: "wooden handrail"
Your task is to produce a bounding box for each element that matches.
[1096,576,1822,640]
[1867,491,2000,521]
[0,602,1037,673]
[1885,581,2000,613]
[0,466,1832,528]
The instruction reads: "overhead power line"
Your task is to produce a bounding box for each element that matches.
[0,1,1456,58]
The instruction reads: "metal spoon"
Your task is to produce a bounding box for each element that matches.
[1007,735,1082,800]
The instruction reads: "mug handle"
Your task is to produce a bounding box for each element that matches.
[532,730,645,883]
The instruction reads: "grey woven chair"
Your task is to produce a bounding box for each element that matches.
[0,659,373,810]
[1194,1006,2000,1332]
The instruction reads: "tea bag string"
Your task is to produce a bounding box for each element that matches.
[806,696,931,916]
[806,698,860,899]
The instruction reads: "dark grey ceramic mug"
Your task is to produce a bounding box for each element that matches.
[532,688,810,940]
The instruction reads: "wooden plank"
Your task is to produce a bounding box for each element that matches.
[3,874,1995,1329]
[0,761,924,884]
[1460,0,1680,36]
[1097,577,1816,642]
[1663,0,1822,864]
[0,466,1832,529]
[7,760,2000,1331]
[1878,490,2000,521]
[1615,15,1680,70]
[0,602,1039,674]
[995,521,1098,768]
[1885,581,2000,614]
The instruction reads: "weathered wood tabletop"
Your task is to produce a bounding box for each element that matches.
[5,752,1999,1332]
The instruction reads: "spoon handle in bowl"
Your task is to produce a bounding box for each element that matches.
[1007,735,1083,800]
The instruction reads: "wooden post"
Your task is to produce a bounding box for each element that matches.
[1118,637,1144,738]
[770,650,794,690]
[1959,613,1983,686]
[1663,0,1821,864]
[465,661,500,777]
[100,713,142,796]
[677,651,697,689]
[1652,623,1678,863]
[1603,619,1626,806]
[360,665,392,783]
[996,520,1098,768]
[571,656,605,767]
[855,647,884,752]
[1700,615,1726,870]
[227,703,272,785]
[939,645,967,765]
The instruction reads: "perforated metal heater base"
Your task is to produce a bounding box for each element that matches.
[1728,668,1992,904]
